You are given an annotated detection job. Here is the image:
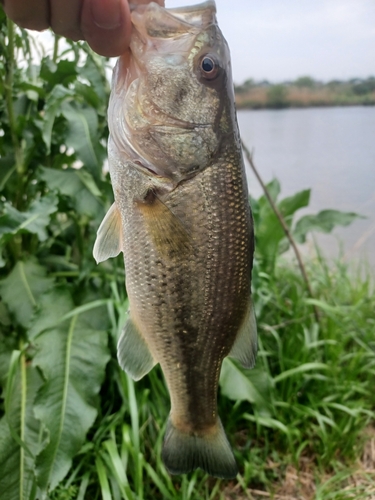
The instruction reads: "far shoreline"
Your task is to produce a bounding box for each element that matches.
[234,76,375,110]
[236,101,375,110]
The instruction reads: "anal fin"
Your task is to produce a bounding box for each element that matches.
[117,316,156,381]
[93,203,123,264]
[229,297,257,369]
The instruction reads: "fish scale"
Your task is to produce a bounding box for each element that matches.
[93,0,257,479]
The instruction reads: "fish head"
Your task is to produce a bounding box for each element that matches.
[109,0,236,182]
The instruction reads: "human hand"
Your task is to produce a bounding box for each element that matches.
[2,0,164,57]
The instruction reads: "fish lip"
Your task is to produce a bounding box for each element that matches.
[167,0,217,22]
[168,0,216,14]
[150,123,212,132]
[130,0,217,34]
[133,98,213,131]
[130,0,217,16]
[132,159,158,176]
[132,159,178,188]
[142,97,212,130]
[132,158,166,179]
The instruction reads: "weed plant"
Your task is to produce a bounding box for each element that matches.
[0,15,374,500]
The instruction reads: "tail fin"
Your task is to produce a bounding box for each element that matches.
[161,417,238,479]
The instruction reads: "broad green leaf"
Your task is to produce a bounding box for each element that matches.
[42,84,75,153]
[0,301,11,329]
[258,178,281,206]
[40,167,102,217]
[40,58,78,89]
[76,169,102,197]
[66,295,111,331]
[0,193,58,242]
[14,94,29,121]
[0,357,44,500]
[75,81,101,109]
[27,285,76,340]
[0,155,16,191]
[62,103,99,173]
[278,189,311,222]
[293,209,364,243]
[255,207,284,266]
[32,288,110,493]
[79,55,109,103]
[28,295,109,340]
[220,358,271,416]
[255,187,311,270]
[18,81,45,100]
[0,259,54,328]
[0,307,17,386]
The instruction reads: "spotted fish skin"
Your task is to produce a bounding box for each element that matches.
[94,0,257,479]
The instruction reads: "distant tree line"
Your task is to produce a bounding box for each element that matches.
[234,76,375,109]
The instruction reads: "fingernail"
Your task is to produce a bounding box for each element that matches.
[91,0,122,29]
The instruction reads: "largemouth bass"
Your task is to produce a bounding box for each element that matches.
[94,0,257,479]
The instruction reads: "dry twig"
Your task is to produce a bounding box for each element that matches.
[241,140,320,323]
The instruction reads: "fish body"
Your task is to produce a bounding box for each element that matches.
[94,0,257,479]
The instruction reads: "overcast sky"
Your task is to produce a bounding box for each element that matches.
[168,0,375,84]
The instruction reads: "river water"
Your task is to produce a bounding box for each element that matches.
[238,106,375,269]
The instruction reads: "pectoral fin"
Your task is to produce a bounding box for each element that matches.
[229,298,257,369]
[117,316,156,381]
[93,203,123,263]
[137,194,193,258]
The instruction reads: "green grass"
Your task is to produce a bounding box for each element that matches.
[47,252,375,500]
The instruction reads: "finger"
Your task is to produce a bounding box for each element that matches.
[49,0,84,41]
[3,0,49,31]
[81,0,132,57]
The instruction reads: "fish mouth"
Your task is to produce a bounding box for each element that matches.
[142,100,212,131]
[165,1,216,27]
[132,159,170,182]
[131,0,217,33]
[131,158,198,188]
[168,0,216,13]
[150,123,212,134]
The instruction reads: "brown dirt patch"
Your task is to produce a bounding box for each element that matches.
[223,428,375,500]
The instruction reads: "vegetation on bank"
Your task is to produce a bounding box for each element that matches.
[1,16,375,500]
[234,76,375,109]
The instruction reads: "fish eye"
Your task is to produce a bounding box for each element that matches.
[200,55,219,80]
[202,57,215,73]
